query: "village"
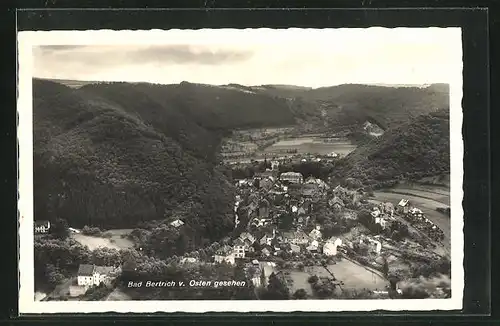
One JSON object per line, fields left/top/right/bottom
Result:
{"left": 34, "top": 157, "right": 450, "bottom": 301}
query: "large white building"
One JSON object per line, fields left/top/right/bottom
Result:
{"left": 233, "top": 239, "right": 246, "bottom": 259}
{"left": 323, "top": 238, "right": 343, "bottom": 256}
{"left": 77, "top": 264, "right": 120, "bottom": 287}
{"left": 280, "top": 172, "right": 304, "bottom": 184}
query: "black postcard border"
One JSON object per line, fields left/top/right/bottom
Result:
{"left": 2, "top": 3, "right": 492, "bottom": 323}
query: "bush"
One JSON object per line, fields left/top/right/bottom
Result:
{"left": 293, "top": 289, "right": 308, "bottom": 299}
{"left": 82, "top": 226, "right": 103, "bottom": 236}
{"left": 308, "top": 275, "right": 319, "bottom": 284}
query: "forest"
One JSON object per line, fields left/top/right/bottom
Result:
{"left": 256, "top": 83, "right": 450, "bottom": 131}
{"left": 332, "top": 109, "right": 450, "bottom": 188}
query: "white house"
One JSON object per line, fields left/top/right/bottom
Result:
{"left": 375, "top": 217, "right": 388, "bottom": 229}
{"left": 323, "top": 238, "right": 343, "bottom": 256}
{"left": 309, "top": 226, "right": 322, "bottom": 241}
{"left": 170, "top": 219, "right": 185, "bottom": 228}
{"left": 214, "top": 246, "right": 236, "bottom": 265}
{"left": 369, "top": 239, "right": 382, "bottom": 254}
{"left": 180, "top": 257, "right": 199, "bottom": 264}
{"left": 233, "top": 239, "right": 246, "bottom": 259}
{"left": 306, "top": 240, "right": 319, "bottom": 252}
{"left": 397, "top": 199, "right": 410, "bottom": 214}
{"left": 290, "top": 243, "right": 301, "bottom": 253}
{"left": 280, "top": 172, "right": 304, "bottom": 184}
{"left": 34, "top": 221, "right": 51, "bottom": 234}
{"left": 77, "top": 264, "right": 120, "bottom": 287}
{"left": 409, "top": 207, "right": 423, "bottom": 215}
{"left": 371, "top": 209, "right": 381, "bottom": 218}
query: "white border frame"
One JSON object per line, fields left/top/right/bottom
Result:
{"left": 18, "top": 28, "right": 464, "bottom": 314}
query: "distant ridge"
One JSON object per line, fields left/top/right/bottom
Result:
{"left": 36, "top": 77, "right": 447, "bottom": 91}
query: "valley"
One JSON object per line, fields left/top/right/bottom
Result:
{"left": 32, "top": 78, "right": 452, "bottom": 301}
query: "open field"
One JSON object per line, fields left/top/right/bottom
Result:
{"left": 285, "top": 270, "right": 315, "bottom": 296}
{"left": 306, "top": 260, "right": 389, "bottom": 291}
{"left": 72, "top": 229, "right": 134, "bottom": 251}
{"left": 262, "top": 137, "right": 356, "bottom": 156}
{"left": 282, "top": 259, "right": 389, "bottom": 297}
{"left": 386, "top": 185, "right": 450, "bottom": 205}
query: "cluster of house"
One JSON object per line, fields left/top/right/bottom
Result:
{"left": 369, "top": 202, "right": 396, "bottom": 229}
{"left": 214, "top": 227, "right": 347, "bottom": 266}
{"left": 403, "top": 205, "right": 445, "bottom": 241}
{"left": 235, "top": 166, "right": 347, "bottom": 230}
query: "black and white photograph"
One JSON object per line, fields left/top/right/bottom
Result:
{"left": 18, "top": 28, "right": 463, "bottom": 313}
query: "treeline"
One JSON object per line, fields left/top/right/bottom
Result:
{"left": 332, "top": 110, "right": 450, "bottom": 189}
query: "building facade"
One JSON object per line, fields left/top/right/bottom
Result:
{"left": 34, "top": 221, "right": 51, "bottom": 234}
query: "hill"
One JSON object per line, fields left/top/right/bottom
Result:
{"left": 332, "top": 109, "right": 450, "bottom": 189}
{"left": 80, "top": 81, "right": 297, "bottom": 131}
{"left": 33, "top": 79, "right": 244, "bottom": 253}
{"left": 254, "top": 83, "right": 450, "bottom": 133}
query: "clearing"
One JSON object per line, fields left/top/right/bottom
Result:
{"left": 284, "top": 259, "right": 388, "bottom": 297}
{"left": 384, "top": 185, "right": 450, "bottom": 205}
{"left": 262, "top": 136, "right": 357, "bottom": 156}
{"left": 306, "top": 260, "right": 388, "bottom": 291}
{"left": 71, "top": 229, "right": 135, "bottom": 251}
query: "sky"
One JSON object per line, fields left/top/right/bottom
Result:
{"left": 31, "top": 28, "right": 462, "bottom": 88}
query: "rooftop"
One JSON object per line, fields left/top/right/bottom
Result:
{"left": 77, "top": 264, "right": 95, "bottom": 276}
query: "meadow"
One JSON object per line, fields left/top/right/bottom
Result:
{"left": 71, "top": 229, "right": 135, "bottom": 251}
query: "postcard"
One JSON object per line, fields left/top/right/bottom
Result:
{"left": 18, "top": 27, "right": 463, "bottom": 313}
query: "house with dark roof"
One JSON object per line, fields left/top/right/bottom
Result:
{"left": 396, "top": 199, "right": 410, "bottom": 214}
{"left": 283, "top": 230, "right": 310, "bottom": 245}
{"left": 328, "top": 197, "right": 345, "bottom": 211}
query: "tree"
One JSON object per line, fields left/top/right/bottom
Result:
{"left": 293, "top": 289, "right": 308, "bottom": 299}
{"left": 382, "top": 257, "right": 389, "bottom": 277}
{"left": 278, "top": 212, "right": 294, "bottom": 231}
{"left": 51, "top": 218, "right": 69, "bottom": 239}
{"left": 262, "top": 272, "right": 289, "bottom": 300}
{"left": 308, "top": 275, "right": 319, "bottom": 284}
